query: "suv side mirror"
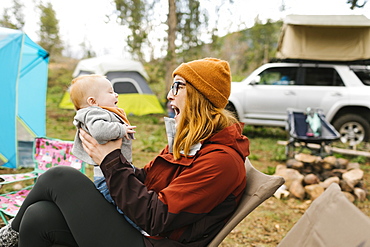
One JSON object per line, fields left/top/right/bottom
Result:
{"left": 250, "top": 75, "right": 261, "bottom": 85}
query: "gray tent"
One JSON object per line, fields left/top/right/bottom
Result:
{"left": 59, "top": 55, "right": 164, "bottom": 116}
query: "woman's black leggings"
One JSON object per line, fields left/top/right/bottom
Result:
{"left": 11, "top": 166, "right": 145, "bottom": 247}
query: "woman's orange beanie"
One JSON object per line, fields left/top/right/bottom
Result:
{"left": 172, "top": 57, "right": 231, "bottom": 108}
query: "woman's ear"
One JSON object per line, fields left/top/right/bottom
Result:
{"left": 87, "top": 97, "right": 97, "bottom": 106}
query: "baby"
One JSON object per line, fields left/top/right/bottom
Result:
{"left": 70, "top": 74, "right": 147, "bottom": 235}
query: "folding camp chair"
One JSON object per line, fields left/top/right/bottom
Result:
{"left": 277, "top": 183, "right": 370, "bottom": 246}
{"left": 208, "top": 158, "right": 285, "bottom": 246}
{"left": 0, "top": 137, "right": 86, "bottom": 224}
{"left": 286, "top": 108, "right": 340, "bottom": 158}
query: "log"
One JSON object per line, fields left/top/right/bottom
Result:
{"left": 277, "top": 140, "right": 370, "bottom": 157}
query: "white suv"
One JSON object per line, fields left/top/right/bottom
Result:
{"left": 227, "top": 61, "right": 370, "bottom": 146}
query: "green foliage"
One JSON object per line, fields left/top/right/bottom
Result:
{"left": 46, "top": 58, "right": 79, "bottom": 140}
{"left": 38, "top": 2, "right": 63, "bottom": 59}
{"left": 266, "top": 166, "right": 276, "bottom": 175}
{"left": 239, "top": 19, "right": 283, "bottom": 73}
{"left": 114, "top": 0, "right": 149, "bottom": 60}
{"left": 347, "top": 0, "right": 368, "bottom": 9}
{"left": 351, "top": 155, "right": 369, "bottom": 164}
{"left": 243, "top": 125, "right": 286, "bottom": 139}
{"left": 113, "top": 0, "right": 208, "bottom": 63}
{"left": 248, "top": 153, "right": 259, "bottom": 161}
{"left": 140, "top": 129, "right": 166, "bottom": 152}
{"left": 143, "top": 59, "right": 168, "bottom": 101}
{"left": 175, "top": 0, "right": 206, "bottom": 61}
{"left": 272, "top": 149, "right": 287, "bottom": 162}
{"left": 194, "top": 20, "right": 283, "bottom": 80}
{"left": 231, "top": 75, "right": 246, "bottom": 82}
{"left": 0, "top": 0, "right": 24, "bottom": 29}
{"left": 108, "top": 1, "right": 283, "bottom": 88}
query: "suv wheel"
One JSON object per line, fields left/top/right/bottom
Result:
{"left": 333, "top": 114, "right": 370, "bottom": 146}
{"left": 226, "top": 102, "right": 239, "bottom": 120}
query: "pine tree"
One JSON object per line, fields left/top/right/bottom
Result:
{"left": 38, "top": 2, "right": 63, "bottom": 59}
{"left": 0, "top": 0, "right": 25, "bottom": 30}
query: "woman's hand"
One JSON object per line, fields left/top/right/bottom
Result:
{"left": 79, "top": 129, "right": 123, "bottom": 165}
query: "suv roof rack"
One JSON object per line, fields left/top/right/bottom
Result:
{"left": 269, "top": 58, "right": 370, "bottom": 66}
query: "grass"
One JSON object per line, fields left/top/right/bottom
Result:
{"left": 1, "top": 60, "right": 370, "bottom": 245}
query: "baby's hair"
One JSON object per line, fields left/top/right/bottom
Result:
{"left": 70, "top": 74, "right": 107, "bottom": 110}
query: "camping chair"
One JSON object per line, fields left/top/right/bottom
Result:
{"left": 277, "top": 183, "right": 370, "bottom": 246}
{"left": 0, "top": 137, "right": 86, "bottom": 224}
{"left": 286, "top": 108, "right": 340, "bottom": 158}
{"left": 208, "top": 158, "right": 285, "bottom": 246}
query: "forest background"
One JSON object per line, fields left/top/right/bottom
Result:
{"left": 1, "top": 1, "right": 370, "bottom": 246}
{"left": 1, "top": 0, "right": 368, "bottom": 95}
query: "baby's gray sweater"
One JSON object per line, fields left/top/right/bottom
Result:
{"left": 72, "top": 106, "right": 132, "bottom": 177}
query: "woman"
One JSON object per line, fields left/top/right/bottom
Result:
{"left": 0, "top": 58, "right": 250, "bottom": 247}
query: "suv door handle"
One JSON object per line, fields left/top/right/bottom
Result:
{"left": 284, "top": 91, "right": 296, "bottom": 95}
{"left": 331, "top": 92, "right": 342, "bottom": 97}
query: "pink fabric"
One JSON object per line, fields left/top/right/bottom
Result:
{"left": 0, "top": 188, "right": 31, "bottom": 217}
{"left": 34, "top": 138, "right": 84, "bottom": 171}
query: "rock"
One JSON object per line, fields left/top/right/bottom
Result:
{"left": 336, "top": 158, "right": 349, "bottom": 169}
{"left": 312, "top": 163, "right": 323, "bottom": 174}
{"left": 286, "top": 159, "right": 296, "bottom": 168}
{"left": 342, "top": 191, "right": 355, "bottom": 203}
{"left": 346, "top": 162, "right": 360, "bottom": 170}
{"left": 273, "top": 156, "right": 366, "bottom": 203}
{"left": 295, "top": 153, "right": 321, "bottom": 163}
{"left": 356, "top": 180, "right": 365, "bottom": 190}
{"left": 274, "top": 166, "right": 304, "bottom": 189}
{"left": 321, "top": 170, "right": 335, "bottom": 180}
{"left": 323, "top": 156, "right": 336, "bottom": 166}
{"left": 302, "top": 166, "right": 314, "bottom": 174}
{"left": 274, "top": 184, "right": 290, "bottom": 199}
{"left": 331, "top": 169, "right": 346, "bottom": 179}
{"left": 305, "top": 184, "right": 324, "bottom": 200}
{"left": 342, "top": 169, "right": 364, "bottom": 189}
{"left": 354, "top": 187, "right": 367, "bottom": 202}
{"left": 322, "top": 162, "right": 333, "bottom": 170}
{"left": 290, "top": 180, "right": 305, "bottom": 200}
{"left": 286, "top": 159, "right": 304, "bottom": 170}
{"left": 320, "top": 176, "right": 340, "bottom": 189}
{"left": 275, "top": 164, "right": 287, "bottom": 174}
{"left": 304, "top": 174, "right": 320, "bottom": 185}
{"left": 339, "top": 179, "right": 354, "bottom": 193}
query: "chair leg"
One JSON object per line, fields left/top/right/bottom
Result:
{"left": 0, "top": 213, "right": 8, "bottom": 225}
{"left": 285, "top": 139, "right": 296, "bottom": 159}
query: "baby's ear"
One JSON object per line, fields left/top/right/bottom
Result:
{"left": 87, "top": 97, "right": 97, "bottom": 106}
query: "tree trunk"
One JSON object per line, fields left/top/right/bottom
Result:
{"left": 165, "top": 0, "right": 177, "bottom": 92}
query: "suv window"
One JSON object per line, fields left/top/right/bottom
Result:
{"left": 353, "top": 70, "right": 370, "bottom": 86}
{"left": 303, "top": 68, "right": 344, "bottom": 86}
{"left": 258, "top": 67, "right": 297, "bottom": 85}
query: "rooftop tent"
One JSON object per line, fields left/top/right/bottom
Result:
{"left": 276, "top": 15, "right": 370, "bottom": 61}
{"left": 59, "top": 55, "right": 165, "bottom": 116}
{"left": 0, "top": 27, "right": 49, "bottom": 168}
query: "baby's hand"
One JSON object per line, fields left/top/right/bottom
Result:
{"left": 124, "top": 125, "right": 136, "bottom": 139}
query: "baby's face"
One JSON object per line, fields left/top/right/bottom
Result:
{"left": 94, "top": 78, "right": 118, "bottom": 107}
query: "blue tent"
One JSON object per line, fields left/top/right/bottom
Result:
{"left": 0, "top": 27, "right": 49, "bottom": 168}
